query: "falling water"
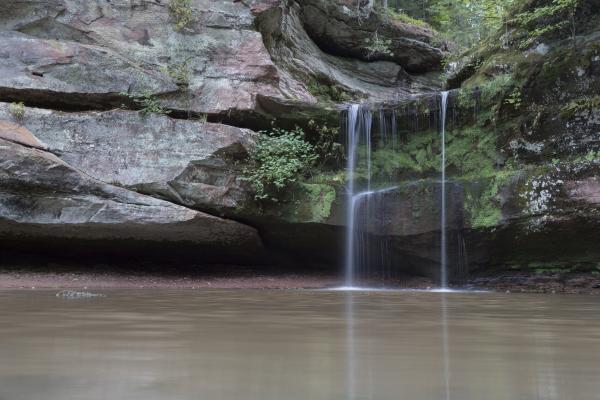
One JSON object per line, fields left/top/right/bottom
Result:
{"left": 344, "top": 105, "right": 360, "bottom": 287}
{"left": 344, "top": 105, "right": 398, "bottom": 288}
{"left": 439, "top": 91, "right": 449, "bottom": 289}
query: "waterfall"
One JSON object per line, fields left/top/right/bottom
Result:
{"left": 344, "top": 105, "right": 397, "bottom": 288}
{"left": 439, "top": 91, "right": 449, "bottom": 289}
{"left": 344, "top": 93, "right": 450, "bottom": 288}
{"left": 344, "top": 105, "right": 360, "bottom": 287}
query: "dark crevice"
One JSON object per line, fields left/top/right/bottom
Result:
{"left": 0, "top": 90, "right": 275, "bottom": 132}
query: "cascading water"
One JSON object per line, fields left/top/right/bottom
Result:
{"left": 344, "top": 105, "right": 398, "bottom": 288}
{"left": 344, "top": 92, "right": 452, "bottom": 289}
{"left": 439, "top": 91, "right": 449, "bottom": 290}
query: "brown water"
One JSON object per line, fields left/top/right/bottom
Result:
{"left": 1, "top": 289, "right": 600, "bottom": 400}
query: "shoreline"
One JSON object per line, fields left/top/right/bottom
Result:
{"left": 1, "top": 266, "right": 599, "bottom": 294}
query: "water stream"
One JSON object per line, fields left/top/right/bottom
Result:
{"left": 439, "top": 91, "right": 449, "bottom": 289}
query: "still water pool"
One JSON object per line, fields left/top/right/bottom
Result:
{"left": 1, "top": 289, "right": 599, "bottom": 400}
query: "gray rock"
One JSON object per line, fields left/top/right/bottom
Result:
{"left": 0, "top": 137, "right": 263, "bottom": 259}
{"left": 0, "top": 0, "right": 447, "bottom": 118}
{"left": 0, "top": 31, "right": 177, "bottom": 109}
{"left": 0, "top": 103, "right": 256, "bottom": 214}
{"left": 297, "top": 0, "right": 446, "bottom": 72}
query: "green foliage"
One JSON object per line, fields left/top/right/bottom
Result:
{"left": 514, "top": 0, "right": 579, "bottom": 48}
{"left": 367, "top": 123, "right": 499, "bottom": 181}
{"left": 9, "top": 101, "right": 25, "bottom": 119}
{"left": 504, "top": 88, "right": 523, "bottom": 109}
{"left": 446, "top": 126, "right": 499, "bottom": 177}
{"left": 295, "top": 183, "right": 337, "bottom": 222}
{"left": 364, "top": 31, "right": 393, "bottom": 59}
{"left": 386, "top": 0, "right": 516, "bottom": 48}
{"left": 307, "top": 119, "right": 343, "bottom": 168}
{"left": 380, "top": 7, "right": 431, "bottom": 28}
{"left": 480, "top": 74, "right": 513, "bottom": 105}
{"left": 583, "top": 150, "right": 599, "bottom": 162}
{"left": 160, "top": 60, "right": 191, "bottom": 86}
{"left": 560, "top": 96, "right": 600, "bottom": 118}
{"left": 120, "top": 91, "right": 171, "bottom": 117}
{"left": 242, "top": 127, "right": 318, "bottom": 202}
{"left": 307, "top": 80, "right": 350, "bottom": 103}
{"left": 169, "top": 0, "right": 195, "bottom": 32}
{"left": 463, "top": 171, "right": 516, "bottom": 229}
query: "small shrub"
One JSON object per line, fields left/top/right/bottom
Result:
{"left": 9, "top": 102, "right": 25, "bottom": 119}
{"left": 160, "top": 61, "right": 191, "bottom": 86}
{"left": 380, "top": 8, "right": 430, "bottom": 28}
{"left": 364, "top": 31, "right": 393, "bottom": 59}
{"left": 560, "top": 96, "right": 600, "bottom": 119}
{"left": 308, "top": 119, "right": 343, "bottom": 168}
{"left": 242, "top": 127, "right": 317, "bottom": 202}
{"left": 307, "top": 80, "right": 350, "bottom": 103}
{"left": 514, "top": 0, "right": 579, "bottom": 48}
{"left": 120, "top": 91, "right": 170, "bottom": 117}
{"left": 504, "top": 88, "right": 523, "bottom": 109}
{"left": 169, "top": 0, "right": 195, "bottom": 32}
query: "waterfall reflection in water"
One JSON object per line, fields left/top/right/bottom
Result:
{"left": 1, "top": 290, "right": 600, "bottom": 400}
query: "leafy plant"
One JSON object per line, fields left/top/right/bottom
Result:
{"left": 504, "top": 88, "right": 523, "bottom": 109}
{"left": 9, "top": 102, "right": 25, "bottom": 119}
{"left": 307, "top": 119, "right": 343, "bottom": 168}
{"left": 169, "top": 0, "right": 195, "bottom": 32}
{"left": 307, "top": 80, "right": 350, "bottom": 103}
{"left": 514, "top": 0, "right": 579, "bottom": 48}
{"left": 379, "top": 7, "right": 431, "bottom": 28}
{"left": 160, "top": 60, "right": 192, "bottom": 86}
{"left": 120, "top": 91, "right": 170, "bottom": 117}
{"left": 242, "top": 127, "right": 317, "bottom": 202}
{"left": 560, "top": 96, "right": 600, "bottom": 118}
{"left": 364, "top": 31, "right": 393, "bottom": 59}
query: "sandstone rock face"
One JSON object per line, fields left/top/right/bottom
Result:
{"left": 0, "top": 103, "right": 255, "bottom": 214}
{"left": 254, "top": 0, "right": 444, "bottom": 103}
{"left": 298, "top": 0, "right": 446, "bottom": 72}
{"left": 0, "top": 137, "right": 263, "bottom": 260}
{"left": 0, "top": 0, "right": 447, "bottom": 120}
{"left": 0, "top": 31, "right": 176, "bottom": 110}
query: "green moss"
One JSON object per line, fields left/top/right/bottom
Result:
{"left": 279, "top": 183, "right": 336, "bottom": 223}
{"left": 9, "top": 102, "right": 25, "bottom": 119}
{"left": 463, "top": 170, "right": 516, "bottom": 229}
{"left": 302, "top": 183, "right": 336, "bottom": 222}
{"left": 169, "top": 0, "right": 195, "bottom": 32}
{"left": 381, "top": 8, "right": 431, "bottom": 28}
{"left": 560, "top": 95, "right": 600, "bottom": 118}
{"left": 307, "top": 79, "right": 350, "bottom": 104}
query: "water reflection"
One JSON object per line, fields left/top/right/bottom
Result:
{"left": 441, "top": 293, "right": 450, "bottom": 400}
{"left": 1, "top": 290, "right": 600, "bottom": 400}
{"left": 345, "top": 291, "right": 356, "bottom": 400}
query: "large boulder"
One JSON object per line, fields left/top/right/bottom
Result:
{"left": 0, "top": 103, "right": 256, "bottom": 215}
{"left": 297, "top": 0, "right": 446, "bottom": 72}
{"left": 254, "top": 0, "right": 445, "bottom": 104}
{"left": 0, "top": 137, "right": 264, "bottom": 261}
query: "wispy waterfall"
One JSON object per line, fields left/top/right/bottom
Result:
{"left": 344, "top": 105, "right": 398, "bottom": 288}
{"left": 344, "top": 93, "right": 453, "bottom": 288}
{"left": 439, "top": 91, "right": 449, "bottom": 289}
